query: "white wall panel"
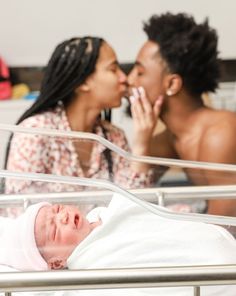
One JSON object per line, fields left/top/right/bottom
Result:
{"left": 1, "top": 0, "right": 236, "bottom": 65}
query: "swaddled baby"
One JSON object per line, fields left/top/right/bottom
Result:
{"left": 0, "top": 194, "right": 235, "bottom": 275}
{"left": 0, "top": 202, "right": 103, "bottom": 271}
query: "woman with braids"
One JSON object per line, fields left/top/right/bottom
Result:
{"left": 5, "top": 37, "right": 155, "bottom": 195}
{"left": 127, "top": 13, "right": 236, "bottom": 216}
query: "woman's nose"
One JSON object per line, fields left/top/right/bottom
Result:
{"left": 119, "top": 69, "right": 127, "bottom": 83}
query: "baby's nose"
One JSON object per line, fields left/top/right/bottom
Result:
{"left": 58, "top": 210, "right": 69, "bottom": 224}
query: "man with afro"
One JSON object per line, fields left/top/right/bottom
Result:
{"left": 128, "top": 12, "right": 236, "bottom": 217}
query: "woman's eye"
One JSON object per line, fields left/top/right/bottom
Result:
{"left": 110, "top": 67, "right": 117, "bottom": 72}
{"left": 109, "top": 64, "right": 119, "bottom": 72}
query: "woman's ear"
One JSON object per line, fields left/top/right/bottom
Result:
{"left": 47, "top": 257, "right": 67, "bottom": 270}
{"left": 75, "top": 82, "right": 90, "bottom": 95}
{"left": 165, "top": 74, "right": 183, "bottom": 96}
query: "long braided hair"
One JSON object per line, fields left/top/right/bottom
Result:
{"left": 18, "top": 37, "right": 103, "bottom": 121}
{"left": 5, "top": 37, "right": 113, "bottom": 177}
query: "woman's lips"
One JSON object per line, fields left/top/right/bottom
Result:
{"left": 120, "top": 87, "right": 129, "bottom": 98}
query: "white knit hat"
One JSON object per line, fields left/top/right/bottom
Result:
{"left": 0, "top": 202, "right": 50, "bottom": 271}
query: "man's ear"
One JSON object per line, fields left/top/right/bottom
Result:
{"left": 164, "top": 74, "right": 183, "bottom": 96}
{"left": 47, "top": 257, "right": 67, "bottom": 270}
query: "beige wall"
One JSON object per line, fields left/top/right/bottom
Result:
{"left": 1, "top": 0, "right": 236, "bottom": 66}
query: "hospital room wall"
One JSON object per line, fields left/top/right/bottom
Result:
{"left": 1, "top": 0, "right": 236, "bottom": 66}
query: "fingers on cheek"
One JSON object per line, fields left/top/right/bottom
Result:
{"left": 132, "top": 87, "right": 140, "bottom": 99}
{"left": 129, "top": 95, "right": 136, "bottom": 104}
{"left": 135, "top": 105, "right": 143, "bottom": 118}
{"left": 138, "top": 86, "right": 148, "bottom": 101}
{"left": 130, "top": 95, "right": 146, "bottom": 119}
{"left": 136, "top": 99, "right": 146, "bottom": 115}
{"left": 133, "top": 105, "right": 144, "bottom": 123}
{"left": 131, "top": 104, "right": 138, "bottom": 119}
{"left": 131, "top": 99, "right": 138, "bottom": 112}
{"left": 138, "top": 87, "right": 151, "bottom": 111}
{"left": 130, "top": 96, "right": 142, "bottom": 112}
{"left": 130, "top": 96, "right": 137, "bottom": 117}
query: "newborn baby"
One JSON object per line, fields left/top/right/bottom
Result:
{"left": 0, "top": 202, "right": 102, "bottom": 271}
{"left": 35, "top": 204, "right": 102, "bottom": 269}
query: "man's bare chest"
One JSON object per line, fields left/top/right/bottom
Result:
{"left": 173, "top": 137, "right": 207, "bottom": 185}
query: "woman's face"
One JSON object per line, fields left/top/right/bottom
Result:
{"left": 85, "top": 42, "right": 127, "bottom": 109}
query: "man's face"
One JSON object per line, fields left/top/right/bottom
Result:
{"left": 128, "top": 41, "right": 169, "bottom": 105}
{"left": 35, "top": 204, "right": 93, "bottom": 265}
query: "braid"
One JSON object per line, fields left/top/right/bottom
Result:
{"left": 4, "top": 36, "right": 104, "bottom": 168}
{"left": 100, "top": 124, "right": 113, "bottom": 180}
{"left": 16, "top": 37, "right": 103, "bottom": 124}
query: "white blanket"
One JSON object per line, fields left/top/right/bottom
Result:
{"left": 0, "top": 194, "right": 235, "bottom": 296}
{"left": 67, "top": 193, "right": 236, "bottom": 295}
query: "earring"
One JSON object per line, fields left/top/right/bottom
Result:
{"left": 166, "top": 89, "right": 172, "bottom": 96}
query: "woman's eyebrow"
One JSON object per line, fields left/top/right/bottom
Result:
{"left": 107, "top": 60, "right": 119, "bottom": 67}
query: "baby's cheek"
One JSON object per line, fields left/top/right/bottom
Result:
{"left": 62, "top": 231, "right": 77, "bottom": 245}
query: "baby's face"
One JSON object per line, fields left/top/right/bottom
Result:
{"left": 35, "top": 204, "right": 93, "bottom": 264}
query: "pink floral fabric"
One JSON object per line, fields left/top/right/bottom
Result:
{"left": 6, "top": 105, "right": 155, "bottom": 193}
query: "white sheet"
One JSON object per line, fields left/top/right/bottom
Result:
{"left": 67, "top": 193, "right": 236, "bottom": 295}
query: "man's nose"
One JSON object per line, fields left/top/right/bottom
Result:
{"left": 127, "top": 70, "right": 135, "bottom": 87}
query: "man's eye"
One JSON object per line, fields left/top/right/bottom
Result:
{"left": 132, "top": 67, "right": 144, "bottom": 77}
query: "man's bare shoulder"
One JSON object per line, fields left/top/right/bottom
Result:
{"left": 201, "top": 109, "right": 236, "bottom": 139}
{"left": 197, "top": 108, "right": 236, "bottom": 126}
{"left": 199, "top": 109, "right": 236, "bottom": 163}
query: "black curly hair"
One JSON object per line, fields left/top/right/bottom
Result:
{"left": 143, "top": 13, "right": 221, "bottom": 96}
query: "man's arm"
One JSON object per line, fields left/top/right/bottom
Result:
{"left": 199, "top": 125, "right": 236, "bottom": 216}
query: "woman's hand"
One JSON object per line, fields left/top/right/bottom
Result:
{"left": 130, "top": 86, "right": 163, "bottom": 156}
